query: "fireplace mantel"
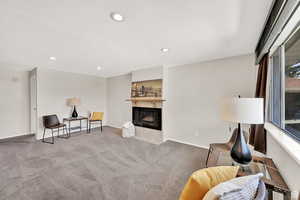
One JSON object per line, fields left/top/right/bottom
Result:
{"left": 126, "top": 97, "right": 166, "bottom": 103}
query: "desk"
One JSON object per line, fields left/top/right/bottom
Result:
{"left": 63, "top": 116, "right": 89, "bottom": 135}
{"left": 212, "top": 152, "right": 291, "bottom": 200}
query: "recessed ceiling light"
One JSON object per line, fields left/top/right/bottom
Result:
{"left": 110, "top": 12, "right": 124, "bottom": 22}
{"left": 161, "top": 48, "right": 169, "bottom": 53}
{"left": 49, "top": 56, "right": 56, "bottom": 61}
{"left": 97, "top": 66, "right": 102, "bottom": 71}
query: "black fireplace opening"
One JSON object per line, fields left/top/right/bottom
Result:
{"left": 132, "top": 107, "right": 162, "bottom": 130}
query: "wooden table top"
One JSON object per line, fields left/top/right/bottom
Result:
{"left": 63, "top": 116, "right": 88, "bottom": 121}
{"left": 214, "top": 153, "right": 290, "bottom": 194}
{"left": 252, "top": 156, "right": 289, "bottom": 193}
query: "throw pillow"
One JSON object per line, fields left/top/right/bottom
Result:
{"left": 179, "top": 166, "right": 240, "bottom": 200}
{"left": 203, "top": 173, "right": 263, "bottom": 200}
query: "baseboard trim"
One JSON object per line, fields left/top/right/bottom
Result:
{"left": 102, "top": 126, "right": 209, "bottom": 149}
{"left": 108, "top": 126, "right": 123, "bottom": 130}
{"left": 0, "top": 133, "right": 34, "bottom": 142}
{"left": 37, "top": 125, "right": 105, "bottom": 140}
{"left": 106, "top": 124, "right": 122, "bottom": 129}
{"left": 166, "top": 138, "right": 209, "bottom": 150}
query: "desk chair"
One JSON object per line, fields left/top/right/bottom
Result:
{"left": 88, "top": 112, "right": 104, "bottom": 133}
{"left": 42, "top": 115, "right": 68, "bottom": 144}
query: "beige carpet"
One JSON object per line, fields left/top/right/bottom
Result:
{"left": 0, "top": 126, "right": 207, "bottom": 200}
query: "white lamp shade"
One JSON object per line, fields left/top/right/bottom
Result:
{"left": 67, "top": 97, "right": 80, "bottom": 106}
{"left": 220, "top": 97, "right": 264, "bottom": 124}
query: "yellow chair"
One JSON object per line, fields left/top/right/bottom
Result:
{"left": 88, "top": 112, "right": 104, "bottom": 132}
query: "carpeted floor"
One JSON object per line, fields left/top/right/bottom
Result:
{"left": 0, "top": 126, "right": 207, "bottom": 200}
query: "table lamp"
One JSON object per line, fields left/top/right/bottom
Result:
{"left": 220, "top": 97, "right": 264, "bottom": 165}
{"left": 67, "top": 97, "right": 80, "bottom": 118}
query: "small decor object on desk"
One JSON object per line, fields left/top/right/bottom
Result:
{"left": 220, "top": 96, "right": 264, "bottom": 165}
{"left": 67, "top": 97, "right": 80, "bottom": 118}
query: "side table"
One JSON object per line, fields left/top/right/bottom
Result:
{"left": 63, "top": 116, "right": 89, "bottom": 136}
{"left": 212, "top": 151, "right": 291, "bottom": 200}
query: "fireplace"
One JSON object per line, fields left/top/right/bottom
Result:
{"left": 132, "top": 107, "right": 162, "bottom": 130}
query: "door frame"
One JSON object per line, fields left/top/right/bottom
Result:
{"left": 30, "top": 68, "right": 37, "bottom": 136}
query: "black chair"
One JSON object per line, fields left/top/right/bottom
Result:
{"left": 42, "top": 115, "right": 69, "bottom": 144}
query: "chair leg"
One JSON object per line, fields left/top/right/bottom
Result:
{"left": 101, "top": 120, "right": 102, "bottom": 132}
{"left": 57, "top": 127, "right": 60, "bottom": 138}
{"left": 51, "top": 129, "right": 54, "bottom": 144}
{"left": 86, "top": 119, "right": 89, "bottom": 133}
{"left": 205, "top": 146, "right": 212, "bottom": 167}
{"left": 42, "top": 128, "right": 46, "bottom": 142}
{"left": 42, "top": 129, "right": 54, "bottom": 144}
{"left": 42, "top": 128, "right": 54, "bottom": 144}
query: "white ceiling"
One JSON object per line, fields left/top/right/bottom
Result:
{"left": 0, "top": 0, "right": 273, "bottom": 77}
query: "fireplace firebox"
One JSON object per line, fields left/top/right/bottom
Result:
{"left": 132, "top": 107, "right": 162, "bottom": 130}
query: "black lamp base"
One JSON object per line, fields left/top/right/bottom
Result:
{"left": 230, "top": 123, "right": 252, "bottom": 165}
{"left": 72, "top": 106, "right": 78, "bottom": 118}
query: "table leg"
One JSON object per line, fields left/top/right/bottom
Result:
{"left": 284, "top": 192, "right": 291, "bottom": 200}
{"left": 69, "top": 121, "right": 71, "bottom": 136}
{"left": 66, "top": 125, "right": 70, "bottom": 138}
{"left": 80, "top": 120, "right": 82, "bottom": 132}
{"left": 268, "top": 189, "right": 273, "bottom": 200}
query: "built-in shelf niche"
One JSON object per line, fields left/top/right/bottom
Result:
{"left": 127, "top": 79, "right": 165, "bottom": 106}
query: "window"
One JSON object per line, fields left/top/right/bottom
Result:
{"left": 269, "top": 26, "right": 300, "bottom": 141}
{"left": 270, "top": 47, "right": 282, "bottom": 127}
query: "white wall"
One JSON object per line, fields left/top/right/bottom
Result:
{"left": 164, "top": 54, "right": 257, "bottom": 148}
{"left": 36, "top": 69, "right": 107, "bottom": 139}
{"left": 162, "top": 66, "right": 169, "bottom": 141}
{"left": 106, "top": 73, "right": 132, "bottom": 128}
{"left": 267, "top": 133, "right": 300, "bottom": 199}
{"left": 0, "top": 68, "right": 30, "bottom": 139}
{"left": 132, "top": 66, "right": 163, "bottom": 82}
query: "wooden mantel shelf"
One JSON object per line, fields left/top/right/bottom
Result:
{"left": 126, "top": 97, "right": 166, "bottom": 102}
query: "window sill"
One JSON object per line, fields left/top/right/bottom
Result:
{"left": 265, "top": 122, "right": 300, "bottom": 166}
